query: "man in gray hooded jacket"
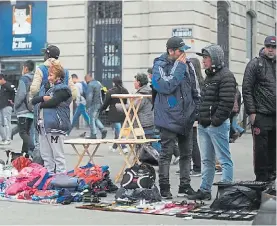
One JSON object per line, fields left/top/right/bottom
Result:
{"left": 188, "top": 45, "right": 236, "bottom": 200}
{"left": 14, "top": 60, "right": 35, "bottom": 155}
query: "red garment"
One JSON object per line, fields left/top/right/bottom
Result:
{"left": 17, "top": 188, "right": 37, "bottom": 200}
{"left": 12, "top": 157, "right": 32, "bottom": 172}
{"left": 69, "top": 165, "right": 103, "bottom": 184}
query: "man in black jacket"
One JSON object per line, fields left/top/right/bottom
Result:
{"left": 0, "top": 74, "right": 17, "bottom": 145}
{"left": 188, "top": 44, "right": 236, "bottom": 200}
{"left": 242, "top": 36, "right": 276, "bottom": 182}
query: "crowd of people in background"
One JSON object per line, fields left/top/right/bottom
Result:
{"left": 0, "top": 35, "right": 275, "bottom": 200}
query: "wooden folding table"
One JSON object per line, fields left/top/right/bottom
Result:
{"left": 64, "top": 138, "right": 158, "bottom": 182}
{"left": 111, "top": 94, "right": 152, "bottom": 139}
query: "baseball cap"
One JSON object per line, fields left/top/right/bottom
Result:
{"left": 264, "top": 36, "right": 276, "bottom": 46}
{"left": 166, "top": 36, "right": 191, "bottom": 51}
{"left": 42, "top": 45, "right": 60, "bottom": 59}
{"left": 196, "top": 49, "right": 210, "bottom": 57}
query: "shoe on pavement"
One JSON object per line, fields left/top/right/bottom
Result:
{"left": 109, "top": 146, "right": 117, "bottom": 152}
{"left": 160, "top": 184, "right": 173, "bottom": 199}
{"left": 101, "top": 130, "right": 108, "bottom": 139}
{"left": 86, "top": 134, "right": 97, "bottom": 139}
{"left": 0, "top": 140, "right": 11, "bottom": 145}
{"left": 177, "top": 185, "right": 196, "bottom": 197}
{"left": 175, "top": 170, "right": 180, "bottom": 175}
{"left": 173, "top": 156, "right": 180, "bottom": 165}
{"left": 187, "top": 189, "right": 211, "bottom": 201}
{"left": 122, "top": 148, "right": 129, "bottom": 154}
{"left": 190, "top": 170, "right": 201, "bottom": 177}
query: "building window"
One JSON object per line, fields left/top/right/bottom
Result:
{"left": 217, "top": 1, "right": 229, "bottom": 68}
{"left": 246, "top": 12, "right": 254, "bottom": 59}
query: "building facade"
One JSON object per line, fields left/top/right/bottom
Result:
{"left": 0, "top": 0, "right": 276, "bottom": 93}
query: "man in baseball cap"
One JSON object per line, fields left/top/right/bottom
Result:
{"left": 42, "top": 45, "right": 60, "bottom": 61}
{"left": 151, "top": 36, "right": 200, "bottom": 199}
{"left": 242, "top": 35, "right": 276, "bottom": 182}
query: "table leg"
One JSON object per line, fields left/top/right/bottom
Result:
{"left": 75, "top": 144, "right": 90, "bottom": 169}
{"left": 119, "top": 98, "right": 135, "bottom": 139}
{"left": 85, "top": 143, "right": 101, "bottom": 164}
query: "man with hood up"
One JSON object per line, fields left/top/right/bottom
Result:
{"left": 152, "top": 36, "right": 201, "bottom": 199}
{"left": 242, "top": 36, "right": 276, "bottom": 182}
{"left": 188, "top": 44, "right": 236, "bottom": 200}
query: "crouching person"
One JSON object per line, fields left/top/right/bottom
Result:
{"left": 32, "top": 60, "right": 71, "bottom": 174}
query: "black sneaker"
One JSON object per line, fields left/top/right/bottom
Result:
{"left": 187, "top": 189, "right": 211, "bottom": 200}
{"left": 175, "top": 170, "right": 180, "bottom": 175}
{"left": 160, "top": 184, "right": 173, "bottom": 199}
{"left": 177, "top": 185, "right": 195, "bottom": 197}
{"left": 101, "top": 130, "right": 108, "bottom": 139}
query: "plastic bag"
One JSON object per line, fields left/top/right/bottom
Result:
{"left": 210, "top": 185, "right": 260, "bottom": 210}
{"left": 137, "top": 144, "right": 159, "bottom": 166}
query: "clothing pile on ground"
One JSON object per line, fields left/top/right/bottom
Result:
{"left": 0, "top": 157, "right": 117, "bottom": 205}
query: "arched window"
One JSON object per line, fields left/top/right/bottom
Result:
{"left": 217, "top": 1, "right": 230, "bottom": 68}
{"left": 246, "top": 12, "right": 255, "bottom": 60}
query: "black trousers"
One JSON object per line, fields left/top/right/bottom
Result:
{"left": 159, "top": 127, "right": 193, "bottom": 187}
{"left": 18, "top": 117, "right": 34, "bottom": 154}
{"left": 252, "top": 114, "right": 276, "bottom": 182}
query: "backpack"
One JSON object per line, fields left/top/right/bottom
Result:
{"left": 81, "top": 81, "right": 88, "bottom": 99}
{"left": 120, "top": 163, "right": 156, "bottom": 189}
{"left": 21, "top": 76, "right": 33, "bottom": 112}
{"left": 137, "top": 144, "right": 160, "bottom": 166}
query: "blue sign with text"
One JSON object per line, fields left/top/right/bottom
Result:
{"left": 0, "top": 1, "right": 47, "bottom": 57}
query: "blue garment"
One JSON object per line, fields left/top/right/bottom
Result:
{"left": 36, "top": 84, "right": 72, "bottom": 134}
{"left": 81, "top": 81, "right": 88, "bottom": 98}
{"left": 68, "top": 103, "right": 90, "bottom": 135}
{"left": 198, "top": 119, "right": 233, "bottom": 192}
{"left": 39, "top": 65, "right": 69, "bottom": 87}
{"left": 231, "top": 115, "right": 244, "bottom": 134}
{"left": 88, "top": 104, "right": 104, "bottom": 136}
{"left": 152, "top": 53, "right": 200, "bottom": 135}
{"left": 86, "top": 80, "right": 103, "bottom": 108}
{"left": 112, "top": 122, "right": 127, "bottom": 149}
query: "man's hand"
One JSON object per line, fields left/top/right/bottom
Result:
{"left": 43, "top": 96, "right": 51, "bottom": 102}
{"left": 249, "top": 114, "right": 256, "bottom": 125}
{"left": 176, "top": 53, "right": 187, "bottom": 64}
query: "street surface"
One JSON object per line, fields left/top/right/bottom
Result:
{"left": 0, "top": 126, "right": 254, "bottom": 225}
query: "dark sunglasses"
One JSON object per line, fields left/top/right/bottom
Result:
{"left": 265, "top": 45, "right": 276, "bottom": 49}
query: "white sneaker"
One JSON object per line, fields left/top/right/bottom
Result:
{"left": 122, "top": 148, "right": 129, "bottom": 154}
{"left": 0, "top": 140, "right": 11, "bottom": 145}
{"left": 173, "top": 156, "right": 180, "bottom": 165}
{"left": 109, "top": 146, "right": 117, "bottom": 152}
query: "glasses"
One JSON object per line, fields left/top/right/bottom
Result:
{"left": 265, "top": 45, "right": 276, "bottom": 49}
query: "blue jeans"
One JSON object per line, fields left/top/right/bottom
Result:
{"left": 69, "top": 104, "right": 90, "bottom": 134}
{"left": 112, "top": 122, "right": 126, "bottom": 149}
{"left": 198, "top": 119, "right": 233, "bottom": 192}
{"left": 88, "top": 106, "right": 104, "bottom": 136}
{"left": 232, "top": 115, "right": 244, "bottom": 134}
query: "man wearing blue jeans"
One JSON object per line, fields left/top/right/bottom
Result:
{"left": 68, "top": 74, "right": 90, "bottom": 135}
{"left": 188, "top": 45, "right": 236, "bottom": 200}
{"left": 85, "top": 74, "right": 107, "bottom": 139}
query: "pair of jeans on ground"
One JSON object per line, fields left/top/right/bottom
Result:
{"left": 198, "top": 119, "right": 233, "bottom": 192}
{"left": 159, "top": 128, "right": 193, "bottom": 187}
{"left": 0, "top": 106, "right": 12, "bottom": 141}
{"left": 69, "top": 103, "right": 90, "bottom": 135}
{"left": 88, "top": 104, "right": 105, "bottom": 137}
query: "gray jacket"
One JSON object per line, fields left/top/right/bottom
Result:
{"left": 116, "top": 85, "right": 154, "bottom": 128}
{"left": 86, "top": 80, "right": 102, "bottom": 109}
{"left": 14, "top": 73, "right": 34, "bottom": 115}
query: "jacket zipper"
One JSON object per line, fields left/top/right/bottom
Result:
{"left": 209, "top": 106, "right": 212, "bottom": 121}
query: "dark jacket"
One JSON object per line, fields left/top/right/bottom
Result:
{"left": 14, "top": 73, "right": 34, "bottom": 115}
{"left": 242, "top": 48, "right": 276, "bottom": 115}
{"left": 100, "top": 85, "right": 129, "bottom": 123}
{"left": 0, "top": 81, "right": 16, "bottom": 110}
{"left": 199, "top": 45, "right": 236, "bottom": 127}
{"left": 32, "top": 82, "right": 72, "bottom": 135}
{"left": 152, "top": 53, "right": 200, "bottom": 135}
